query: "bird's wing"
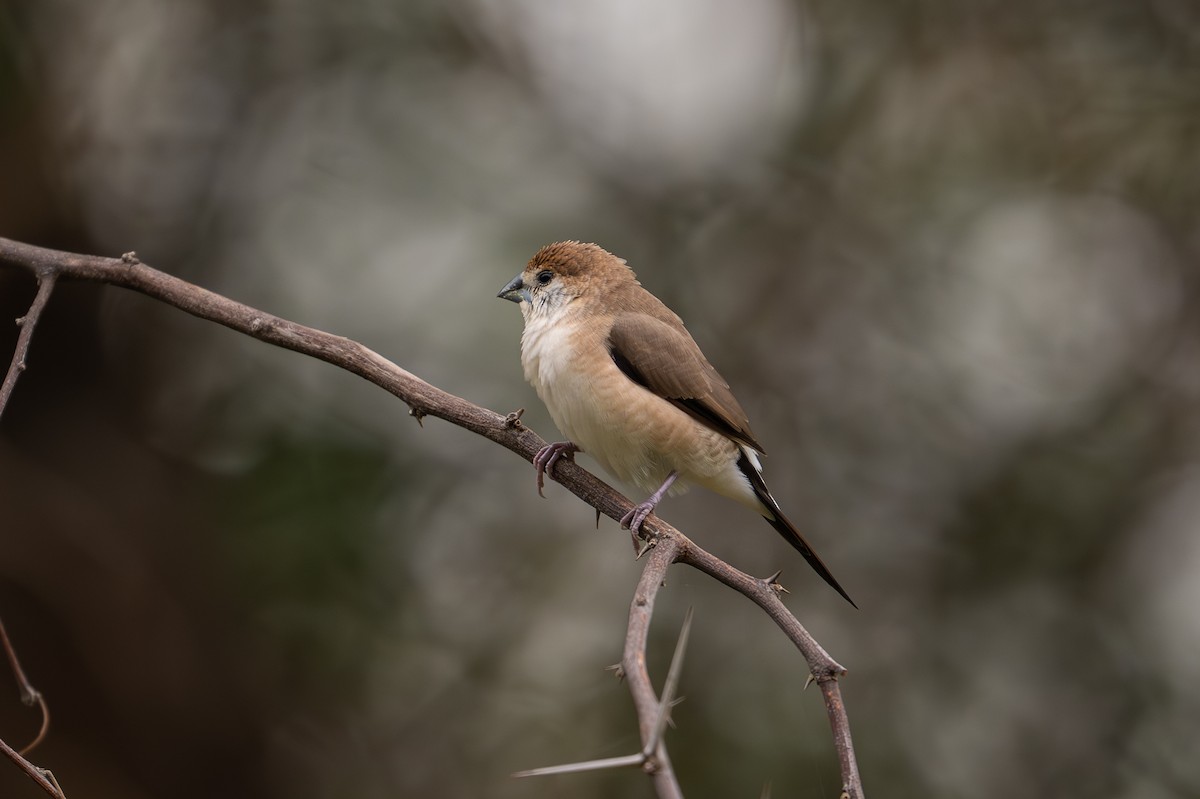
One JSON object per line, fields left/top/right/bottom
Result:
{"left": 607, "top": 312, "right": 764, "bottom": 452}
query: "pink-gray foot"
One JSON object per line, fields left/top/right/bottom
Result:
{"left": 534, "top": 441, "right": 579, "bottom": 497}
{"left": 620, "top": 471, "right": 680, "bottom": 544}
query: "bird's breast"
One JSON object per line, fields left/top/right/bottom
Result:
{"left": 519, "top": 314, "right": 757, "bottom": 509}
{"left": 519, "top": 314, "right": 580, "bottom": 404}
{"left": 521, "top": 316, "right": 604, "bottom": 445}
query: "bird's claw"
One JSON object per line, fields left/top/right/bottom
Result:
{"left": 622, "top": 501, "right": 659, "bottom": 556}
{"left": 533, "top": 441, "right": 578, "bottom": 497}
{"left": 620, "top": 501, "right": 656, "bottom": 533}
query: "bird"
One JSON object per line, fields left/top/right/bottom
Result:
{"left": 497, "top": 241, "right": 855, "bottom": 607}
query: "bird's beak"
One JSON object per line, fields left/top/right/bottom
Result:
{"left": 497, "top": 274, "right": 531, "bottom": 304}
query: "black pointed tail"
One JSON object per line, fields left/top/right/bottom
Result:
{"left": 738, "top": 453, "right": 857, "bottom": 608}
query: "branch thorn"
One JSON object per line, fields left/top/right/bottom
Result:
{"left": 763, "top": 569, "right": 790, "bottom": 595}
{"left": 502, "top": 407, "right": 525, "bottom": 428}
{"left": 642, "top": 606, "right": 693, "bottom": 758}
{"left": 409, "top": 406, "right": 426, "bottom": 427}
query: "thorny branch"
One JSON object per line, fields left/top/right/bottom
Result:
{"left": 513, "top": 544, "right": 693, "bottom": 796}
{"left": 620, "top": 540, "right": 684, "bottom": 797}
{"left": 0, "top": 237, "right": 863, "bottom": 799}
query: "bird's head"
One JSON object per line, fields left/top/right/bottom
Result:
{"left": 497, "top": 241, "right": 636, "bottom": 321}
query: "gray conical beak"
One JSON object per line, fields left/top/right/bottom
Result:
{"left": 497, "top": 274, "right": 530, "bottom": 304}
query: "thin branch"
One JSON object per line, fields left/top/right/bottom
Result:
{"left": 1, "top": 616, "right": 41, "bottom": 710}
{"left": 621, "top": 539, "right": 683, "bottom": 797}
{"left": 0, "top": 736, "right": 65, "bottom": 798}
{"left": 817, "top": 675, "right": 861, "bottom": 799}
{"left": 0, "top": 237, "right": 862, "bottom": 799}
{"left": 677, "top": 543, "right": 863, "bottom": 799}
{"left": 0, "top": 619, "right": 62, "bottom": 797}
{"left": 0, "top": 616, "right": 51, "bottom": 755}
{"left": 644, "top": 605, "right": 692, "bottom": 760}
{"left": 0, "top": 240, "right": 543, "bottom": 463}
{"left": 0, "top": 270, "right": 57, "bottom": 419}
{"left": 679, "top": 545, "right": 846, "bottom": 679}
{"left": 514, "top": 546, "right": 688, "bottom": 795}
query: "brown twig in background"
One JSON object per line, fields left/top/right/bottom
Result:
{"left": 0, "top": 736, "right": 65, "bottom": 799}
{"left": 0, "top": 269, "right": 56, "bottom": 418}
{"left": 0, "top": 618, "right": 63, "bottom": 798}
{"left": 0, "top": 237, "right": 863, "bottom": 799}
{"left": 0, "top": 617, "right": 50, "bottom": 755}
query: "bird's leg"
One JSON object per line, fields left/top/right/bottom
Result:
{"left": 533, "top": 441, "right": 579, "bottom": 497}
{"left": 621, "top": 471, "right": 679, "bottom": 545}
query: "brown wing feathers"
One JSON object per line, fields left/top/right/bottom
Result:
{"left": 606, "top": 313, "right": 764, "bottom": 453}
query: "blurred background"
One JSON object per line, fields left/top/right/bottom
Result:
{"left": 1, "top": 1, "right": 1198, "bottom": 797}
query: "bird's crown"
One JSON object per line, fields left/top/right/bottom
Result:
{"left": 528, "top": 241, "right": 632, "bottom": 279}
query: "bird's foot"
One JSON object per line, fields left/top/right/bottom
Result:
{"left": 620, "top": 501, "right": 657, "bottom": 535}
{"left": 621, "top": 501, "right": 660, "bottom": 556}
{"left": 533, "top": 441, "right": 578, "bottom": 497}
{"left": 620, "top": 471, "right": 680, "bottom": 555}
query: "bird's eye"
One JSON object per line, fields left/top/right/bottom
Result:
{"left": 536, "top": 270, "right": 553, "bottom": 286}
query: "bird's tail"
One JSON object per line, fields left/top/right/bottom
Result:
{"left": 738, "top": 453, "right": 857, "bottom": 608}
